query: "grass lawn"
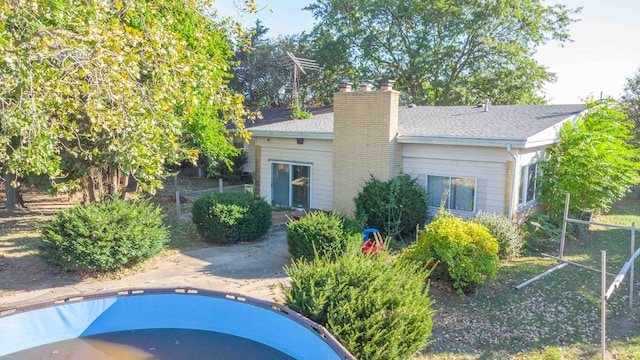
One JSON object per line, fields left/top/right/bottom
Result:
{"left": 417, "top": 187, "right": 640, "bottom": 359}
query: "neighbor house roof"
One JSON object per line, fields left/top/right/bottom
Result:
{"left": 249, "top": 104, "right": 586, "bottom": 147}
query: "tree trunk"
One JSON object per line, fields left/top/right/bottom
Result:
{"left": 128, "top": 172, "right": 138, "bottom": 192}
{"left": 87, "top": 167, "right": 103, "bottom": 202}
{"left": 3, "top": 167, "right": 19, "bottom": 211}
{"left": 108, "top": 166, "right": 119, "bottom": 196}
{"left": 120, "top": 172, "right": 130, "bottom": 200}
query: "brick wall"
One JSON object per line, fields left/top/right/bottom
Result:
{"left": 332, "top": 89, "right": 401, "bottom": 216}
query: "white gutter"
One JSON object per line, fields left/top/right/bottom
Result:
{"left": 249, "top": 131, "right": 333, "bottom": 140}
{"left": 507, "top": 144, "right": 518, "bottom": 221}
{"left": 397, "top": 136, "right": 527, "bottom": 148}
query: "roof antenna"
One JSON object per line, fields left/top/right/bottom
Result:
{"left": 283, "top": 52, "right": 319, "bottom": 108}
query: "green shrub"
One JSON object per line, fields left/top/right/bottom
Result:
{"left": 354, "top": 174, "right": 428, "bottom": 241}
{"left": 38, "top": 197, "right": 168, "bottom": 273}
{"left": 212, "top": 150, "right": 248, "bottom": 183}
{"left": 288, "top": 106, "right": 313, "bottom": 120}
{"left": 402, "top": 210, "right": 499, "bottom": 296}
{"left": 192, "top": 192, "right": 271, "bottom": 244}
{"left": 521, "top": 213, "right": 575, "bottom": 255}
{"left": 286, "top": 211, "right": 360, "bottom": 261}
{"left": 285, "top": 251, "right": 435, "bottom": 360}
{"left": 470, "top": 211, "right": 524, "bottom": 260}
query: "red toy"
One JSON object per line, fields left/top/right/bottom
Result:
{"left": 361, "top": 228, "right": 383, "bottom": 255}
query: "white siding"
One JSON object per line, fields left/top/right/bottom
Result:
{"left": 243, "top": 139, "right": 256, "bottom": 174}
{"left": 256, "top": 137, "right": 334, "bottom": 211}
{"left": 518, "top": 147, "right": 544, "bottom": 165}
{"left": 402, "top": 144, "right": 510, "bottom": 215}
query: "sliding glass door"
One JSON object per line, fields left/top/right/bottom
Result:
{"left": 271, "top": 162, "right": 310, "bottom": 209}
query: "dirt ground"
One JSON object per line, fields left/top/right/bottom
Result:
{"left": 0, "top": 181, "right": 295, "bottom": 310}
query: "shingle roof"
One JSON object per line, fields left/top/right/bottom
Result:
{"left": 237, "top": 106, "right": 333, "bottom": 130}
{"left": 248, "top": 112, "right": 334, "bottom": 138}
{"left": 398, "top": 104, "right": 586, "bottom": 140}
{"left": 248, "top": 104, "right": 586, "bottom": 143}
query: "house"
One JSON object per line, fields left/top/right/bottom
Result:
{"left": 243, "top": 81, "right": 586, "bottom": 220}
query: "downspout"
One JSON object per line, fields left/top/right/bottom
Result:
{"left": 507, "top": 144, "right": 518, "bottom": 221}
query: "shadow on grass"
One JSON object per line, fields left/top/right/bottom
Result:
{"left": 0, "top": 252, "right": 81, "bottom": 294}
{"left": 0, "top": 194, "right": 80, "bottom": 295}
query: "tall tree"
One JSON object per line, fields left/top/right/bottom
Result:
{"left": 538, "top": 100, "right": 640, "bottom": 219}
{"left": 620, "top": 67, "right": 640, "bottom": 147}
{"left": 1, "top": 0, "right": 252, "bottom": 206}
{"left": 230, "top": 21, "right": 317, "bottom": 108}
{"left": 305, "top": 0, "right": 579, "bottom": 105}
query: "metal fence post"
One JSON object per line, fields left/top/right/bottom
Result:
{"left": 601, "top": 250, "right": 606, "bottom": 360}
{"left": 631, "top": 222, "right": 636, "bottom": 310}
{"left": 559, "top": 193, "right": 570, "bottom": 259}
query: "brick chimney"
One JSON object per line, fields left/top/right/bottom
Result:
{"left": 359, "top": 81, "right": 374, "bottom": 92}
{"left": 377, "top": 79, "right": 395, "bottom": 91}
{"left": 332, "top": 80, "right": 401, "bottom": 216}
{"left": 338, "top": 81, "right": 353, "bottom": 92}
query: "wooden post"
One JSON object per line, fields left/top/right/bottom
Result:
{"left": 559, "top": 193, "right": 570, "bottom": 259}
{"left": 176, "top": 191, "right": 181, "bottom": 219}
{"left": 174, "top": 176, "right": 180, "bottom": 218}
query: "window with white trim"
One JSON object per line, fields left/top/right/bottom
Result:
{"left": 426, "top": 175, "right": 476, "bottom": 212}
{"left": 519, "top": 162, "right": 537, "bottom": 206}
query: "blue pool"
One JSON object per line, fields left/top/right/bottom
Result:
{"left": 0, "top": 288, "right": 353, "bottom": 359}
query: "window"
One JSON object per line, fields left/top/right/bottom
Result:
{"left": 426, "top": 175, "right": 476, "bottom": 212}
{"left": 519, "top": 163, "right": 537, "bottom": 205}
{"left": 271, "top": 162, "right": 310, "bottom": 209}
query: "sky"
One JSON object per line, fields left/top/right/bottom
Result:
{"left": 214, "top": 0, "right": 640, "bottom": 104}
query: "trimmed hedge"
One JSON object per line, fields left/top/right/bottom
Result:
{"left": 192, "top": 192, "right": 271, "bottom": 244}
{"left": 354, "top": 174, "right": 428, "bottom": 241}
{"left": 38, "top": 197, "right": 168, "bottom": 273}
{"left": 470, "top": 211, "right": 524, "bottom": 260}
{"left": 402, "top": 210, "right": 499, "bottom": 296}
{"left": 285, "top": 250, "right": 435, "bottom": 360}
{"left": 286, "top": 211, "right": 360, "bottom": 261}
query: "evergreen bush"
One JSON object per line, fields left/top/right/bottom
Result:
{"left": 191, "top": 191, "right": 271, "bottom": 244}
{"left": 402, "top": 210, "right": 499, "bottom": 296}
{"left": 285, "top": 251, "right": 435, "bottom": 360}
{"left": 354, "top": 174, "right": 428, "bottom": 241}
{"left": 286, "top": 211, "right": 359, "bottom": 261}
{"left": 38, "top": 197, "right": 168, "bottom": 273}
{"left": 470, "top": 211, "right": 524, "bottom": 260}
